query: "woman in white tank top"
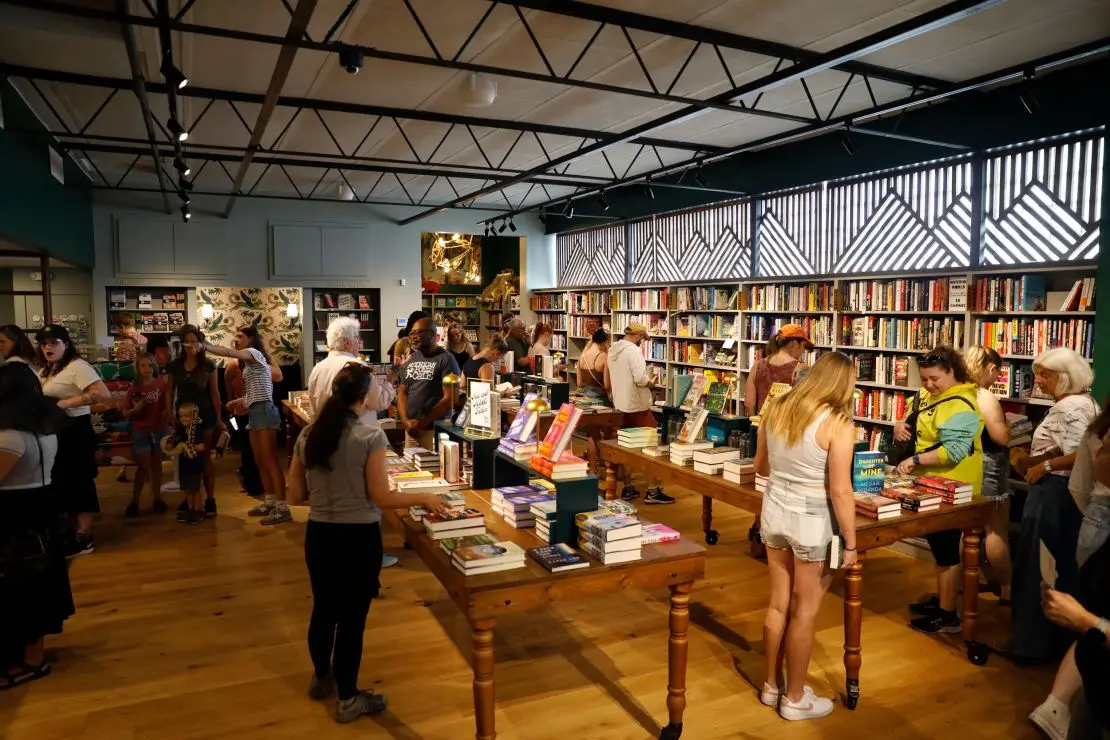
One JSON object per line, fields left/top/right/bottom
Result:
{"left": 753, "top": 352, "right": 858, "bottom": 722}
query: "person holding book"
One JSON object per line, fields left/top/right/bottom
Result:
{"left": 1010, "top": 348, "right": 1098, "bottom": 663}
{"left": 288, "top": 365, "right": 445, "bottom": 724}
{"left": 1029, "top": 394, "right": 1110, "bottom": 740}
{"left": 892, "top": 347, "right": 984, "bottom": 635}
{"left": 528, "top": 323, "right": 553, "bottom": 371}
{"left": 607, "top": 323, "right": 672, "bottom": 504}
{"left": 754, "top": 351, "right": 858, "bottom": 721}
{"left": 397, "top": 317, "right": 460, "bottom": 451}
{"left": 964, "top": 345, "right": 1013, "bottom": 603}
{"left": 461, "top": 337, "right": 508, "bottom": 385}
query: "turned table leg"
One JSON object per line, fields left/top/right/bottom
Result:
{"left": 659, "top": 582, "right": 692, "bottom": 740}
{"left": 701, "top": 496, "right": 718, "bottom": 545}
{"left": 472, "top": 618, "right": 497, "bottom": 740}
{"left": 604, "top": 461, "right": 617, "bottom": 500}
{"left": 842, "top": 554, "right": 865, "bottom": 709}
{"left": 961, "top": 528, "right": 990, "bottom": 665}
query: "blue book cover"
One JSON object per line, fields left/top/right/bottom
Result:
{"left": 1021, "top": 275, "right": 1047, "bottom": 311}
{"left": 852, "top": 451, "right": 886, "bottom": 493}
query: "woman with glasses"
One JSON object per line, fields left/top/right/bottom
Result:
{"left": 35, "top": 325, "right": 110, "bottom": 558}
{"left": 1010, "top": 349, "right": 1098, "bottom": 667}
{"left": 892, "top": 347, "right": 984, "bottom": 635}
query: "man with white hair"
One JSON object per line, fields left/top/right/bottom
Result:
{"left": 307, "top": 315, "right": 399, "bottom": 568}
{"left": 308, "top": 316, "right": 396, "bottom": 425}
{"left": 504, "top": 316, "right": 532, "bottom": 372}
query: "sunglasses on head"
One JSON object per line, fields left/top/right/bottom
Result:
{"left": 918, "top": 351, "right": 946, "bottom": 368}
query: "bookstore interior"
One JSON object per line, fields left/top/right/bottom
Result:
{"left": 1, "top": 2, "right": 1109, "bottom": 739}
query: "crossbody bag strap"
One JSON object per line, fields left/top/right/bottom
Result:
{"left": 914, "top": 395, "right": 977, "bottom": 455}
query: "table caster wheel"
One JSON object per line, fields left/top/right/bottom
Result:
{"left": 658, "top": 722, "right": 683, "bottom": 739}
{"left": 967, "top": 641, "right": 989, "bottom": 666}
{"left": 844, "top": 679, "right": 860, "bottom": 710}
{"left": 403, "top": 540, "right": 413, "bottom": 550}
{"left": 704, "top": 529, "right": 719, "bottom": 546}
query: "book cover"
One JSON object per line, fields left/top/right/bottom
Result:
{"left": 671, "top": 374, "right": 693, "bottom": 407}
{"left": 578, "top": 513, "right": 642, "bottom": 542}
{"left": 854, "top": 493, "right": 901, "bottom": 512}
{"left": 538, "top": 403, "right": 583, "bottom": 462}
{"left": 677, "top": 407, "right": 710, "bottom": 444}
{"left": 851, "top": 451, "right": 886, "bottom": 493}
{"left": 682, "top": 375, "right": 709, "bottom": 407}
{"left": 914, "top": 475, "right": 971, "bottom": 493}
{"left": 701, "top": 381, "right": 730, "bottom": 414}
{"left": 453, "top": 541, "right": 526, "bottom": 566}
{"left": 439, "top": 533, "right": 497, "bottom": 553}
{"left": 1021, "top": 275, "right": 1047, "bottom": 311}
{"left": 528, "top": 543, "right": 590, "bottom": 573}
{"left": 424, "top": 508, "right": 485, "bottom": 531}
{"left": 641, "top": 522, "right": 681, "bottom": 544}
{"left": 579, "top": 530, "right": 642, "bottom": 553}
{"left": 505, "top": 392, "right": 540, "bottom": 442}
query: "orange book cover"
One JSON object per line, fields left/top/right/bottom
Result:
{"left": 538, "top": 403, "right": 583, "bottom": 462}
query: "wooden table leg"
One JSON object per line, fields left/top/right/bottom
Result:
{"left": 842, "top": 554, "right": 865, "bottom": 710}
{"left": 604, "top": 461, "right": 617, "bottom": 500}
{"left": 701, "top": 496, "right": 718, "bottom": 545}
{"left": 472, "top": 618, "right": 497, "bottom": 740}
{"left": 961, "top": 528, "right": 990, "bottom": 665}
{"left": 659, "top": 582, "right": 692, "bottom": 740}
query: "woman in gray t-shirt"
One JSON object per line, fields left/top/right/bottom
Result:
{"left": 289, "top": 365, "right": 442, "bottom": 725}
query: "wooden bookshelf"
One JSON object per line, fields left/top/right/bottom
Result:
{"left": 106, "top": 286, "right": 190, "bottom": 336}
{"left": 309, "top": 288, "right": 381, "bottom": 364}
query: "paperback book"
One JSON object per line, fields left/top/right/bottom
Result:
{"left": 528, "top": 543, "right": 590, "bottom": 573}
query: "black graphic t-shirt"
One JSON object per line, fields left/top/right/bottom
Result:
{"left": 401, "top": 347, "right": 460, "bottom": 422}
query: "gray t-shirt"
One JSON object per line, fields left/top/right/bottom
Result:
{"left": 0, "top": 430, "right": 58, "bottom": 490}
{"left": 505, "top": 335, "right": 530, "bottom": 369}
{"left": 401, "top": 347, "right": 459, "bottom": 422}
{"left": 295, "top": 421, "right": 386, "bottom": 524}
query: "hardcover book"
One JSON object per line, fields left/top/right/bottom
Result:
{"left": 851, "top": 451, "right": 886, "bottom": 493}
{"left": 677, "top": 407, "right": 710, "bottom": 444}
{"left": 439, "top": 533, "right": 498, "bottom": 553}
{"left": 453, "top": 541, "right": 526, "bottom": 568}
{"left": 538, "top": 403, "right": 584, "bottom": 462}
{"left": 504, "top": 392, "right": 540, "bottom": 442}
{"left": 641, "top": 522, "right": 681, "bottom": 544}
{"left": 528, "top": 543, "right": 590, "bottom": 573}
{"left": 577, "top": 513, "right": 642, "bottom": 542}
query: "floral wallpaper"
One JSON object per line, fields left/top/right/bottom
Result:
{"left": 195, "top": 287, "right": 302, "bottom": 366}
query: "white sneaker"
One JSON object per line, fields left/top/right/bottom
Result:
{"left": 1029, "top": 697, "right": 1069, "bottom": 740}
{"left": 778, "top": 686, "right": 834, "bottom": 721}
{"left": 760, "top": 683, "right": 781, "bottom": 707}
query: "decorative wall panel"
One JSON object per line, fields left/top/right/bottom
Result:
{"left": 628, "top": 201, "right": 751, "bottom": 283}
{"left": 827, "top": 161, "right": 973, "bottom": 274}
{"left": 556, "top": 225, "right": 626, "bottom": 286}
{"left": 983, "top": 136, "right": 1103, "bottom": 265}
{"left": 194, "top": 287, "right": 302, "bottom": 366}
{"left": 756, "top": 187, "right": 825, "bottom": 277}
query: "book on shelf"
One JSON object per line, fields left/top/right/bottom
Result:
{"left": 439, "top": 440, "right": 460, "bottom": 483}
{"left": 701, "top": 381, "right": 732, "bottom": 414}
{"left": 973, "top": 317, "right": 1093, "bottom": 358}
{"left": 497, "top": 437, "right": 537, "bottom": 460}
{"left": 854, "top": 388, "right": 912, "bottom": 423}
{"left": 531, "top": 293, "right": 566, "bottom": 311}
{"left": 617, "top": 427, "right": 659, "bottom": 448}
{"left": 674, "top": 286, "right": 736, "bottom": 311}
{"left": 673, "top": 313, "right": 735, "bottom": 339}
{"left": 745, "top": 315, "right": 833, "bottom": 346}
{"left": 529, "top": 543, "right": 590, "bottom": 572}
{"left": 641, "top": 522, "right": 681, "bottom": 544}
{"left": 579, "top": 526, "right": 643, "bottom": 553}
{"left": 747, "top": 283, "right": 832, "bottom": 312}
{"left": 530, "top": 453, "right": 590, "bottom": 480}
{"left": 614, "top": 287, "right": 669, "bottom": 311}
{"left": 682, "top": 375, "right": 709, "bottom": 407}
{"left": 570, "top": 291, "right": 611, "bottom": 314}
{"left": 495, "top": 490, "right": 554, "bottom": 514}
{"left": 529, "top": 499, "right": 557, "bottom": 522}
{"left": 840, "top": 278, "right": 953, "bottom": 313}
{"left": 841, "top": 316, "right": 964, "bottom": 351}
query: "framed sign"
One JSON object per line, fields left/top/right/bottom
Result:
{"left": 465, "top": 379, "right": 501, "bottom": 437}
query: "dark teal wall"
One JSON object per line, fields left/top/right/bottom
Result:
{"left": 0, "top": 80, "right": 94, "bottom": 266}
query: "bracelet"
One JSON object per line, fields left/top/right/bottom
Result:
{"left": 844, "top": 546, "right": 857, "bottom": 552}
{"left": 912, "top": 454, "right": 921, "bottom": 465}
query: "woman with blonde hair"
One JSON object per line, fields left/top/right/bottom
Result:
{"left": 754, "top": 351, "right": 858, "bottom": 721}
{"left": 964, "top": 345, "right": 1013, "bottom": 602}
{"left": 444, "top": 321, "right": 474, "bottom": 371}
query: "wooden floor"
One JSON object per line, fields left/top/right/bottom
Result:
{"left": 1, "top": 453, "right": 1052, "bottom": 740}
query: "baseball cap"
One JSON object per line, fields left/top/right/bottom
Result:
{"left": 778, "top": 323, "right": 813, "bottom": 347}
{"left": 624, "top": 322, "right": 648, "bottom": 336}
{"left": 35, "top": 324, "right": 71, "bottom": 345}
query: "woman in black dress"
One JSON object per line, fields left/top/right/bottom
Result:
{"left": 0, "top": 363, "right": 75, "bottom": 688}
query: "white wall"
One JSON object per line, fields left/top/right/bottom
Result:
{"left": 91, "top": 192, "right": 555, "bottom": 360}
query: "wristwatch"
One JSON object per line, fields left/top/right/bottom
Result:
{"left": 1093, "top": 617, "right": 1110, "bottom": 636}
{"left": 1043, "top": 460, "right": 1053, "bottom": 473}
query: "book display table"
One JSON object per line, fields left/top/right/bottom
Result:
{"left": 281, "top": 400, "right": 404, "bottom": 456}
{"left": 503, "top": 406, "right": 627, "bottom": 446}
{"left": 434, "top": 421, "right": 502, "bottom": 489}
{"left": 384, "top": 490, "right": 707, "bottom": 740}
{"left": 597, "top": 439, "right": 995, "bottom": 707}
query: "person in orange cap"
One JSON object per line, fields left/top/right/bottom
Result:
{"left": 744, "top": 323, "right": 815, "bottom": 558}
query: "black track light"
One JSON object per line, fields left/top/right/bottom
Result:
{"left": 174, "top": 155, "right": 190, "bottom": 178}
{"left": 179, "top": 177, "right": 193, "bottom": 192}
{"left": 598, "top": 192, "right": 611, "bottom": 212}
{"left": 179, "top": 190, "right": 191, "bottom": 206}
{"left": 168, "top": 118, "right": 188, "bottom": 142}
{"left": 508, "top": 217, "right": 516, "bottom": 232}
{"left": 498, "top": 220, "right": 507, "bottom": 233}
{"left": 567, "top": 204, "right": 575, "bottom": 219}
{"left": 180, "top": 204, "right": 191, "bottom": 222}
{"left": 645, "top": 180, "right": 655, "bottom": 200}
{"left": 841, "top": 131, "right": 857, "bottom": 156}
{"left": 161, "top": 58, "right": 188, "bottom": 90}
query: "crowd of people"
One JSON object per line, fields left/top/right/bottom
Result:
{"left": 0, "top": 315, "right": 1106, "bottom": 736}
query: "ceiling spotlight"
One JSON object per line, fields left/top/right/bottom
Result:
{"left": 508, "top": 217, "right": 516, "bottom": 232}
{"left": 179, "top": 190, "right": 191, "bottom": 205}
{"left": 168, "top": 118, "right": 188, "bottom": 142}
{"left": 160, "top": 59, "right": 188, "bottom": 90}
{"left": 460, "top": 71, "right": 498, "bottom": 108}
{"left": 338, "top": 47, "right": 364, "bottom": 75}
{"left": 498, "top": 220, "right": 507, "bottom": 233}
{"left": 180, "top": 204, "right": 191, "bottom": 222}
{"left": 841, "top": 131, "right": 857, "bottom": 156}
{"left": 179, "top": 176, "right": 193, "bottom": 192}
{"left": 645, "top": 180, "right": 655, "bottom": 200}
{"left": 567, "top": 204, "right": 575, "bottom": 218}
{"left": 173, "top": 155, "right": 190, "bottom": 177}
{"left": 598, "top": 192, "right": 611, "bottom": 212}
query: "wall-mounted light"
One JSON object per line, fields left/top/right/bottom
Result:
{"left": 286, "top": 302, "right": 299, "bottom": 319}
{"left": 200, "top": 303, "right": 214, "bottom": 320}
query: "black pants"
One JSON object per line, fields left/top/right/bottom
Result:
{"left": 304, "top": 520, "right": 383, "bottom": 700}
{"left": 231, "top": 414, "right": 262, "bottom": 495}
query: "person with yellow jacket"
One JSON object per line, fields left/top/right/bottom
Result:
{"left": 892, "top": 347, "right": 984, "bottom": 635}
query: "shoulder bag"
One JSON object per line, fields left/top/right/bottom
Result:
{"left": 885, "top": 393, "right": 976, "bottom": 466}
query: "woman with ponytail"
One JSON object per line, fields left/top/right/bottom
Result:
{"left": 288, "top": 365, "right": 444, "bottom": 725}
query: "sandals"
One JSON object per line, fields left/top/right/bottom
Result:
{"left": 0, "top": 662, "right": 51, "bottom": 691}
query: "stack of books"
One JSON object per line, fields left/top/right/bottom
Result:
{"left": 884, "top": 472, "right": 916, "bottom": 489}
{"left": 498, "top": 437, "right": 536, "bottom": 461}
{"left": 884, "top": 487, "right": 943, "bottom": 513}
{"left": 405, "top": 447, "right": 440, "bottom": 472}
{"left": 723, "top": 458, "right": 756, "bottom": 485}
{"left": 528, "top": 543, "right": 590, "bottom": 572}
{"left": 692, "top": 447, "right": 741, "bottom": 475}
{"left": 531, "top": 499, "right": 557, "bottom": 543}
{"left": 617, "top": 427, "right": 659, "bottom": 449}
{"left": 396, "top": 477, "right": 453, "bottom": 495}
{"left": 576, "top": 511, "right": 643, "bottom": 565}
{"left": 408, "top": 491, "right": 467, "bottom": 520}
{"left": 497, "top": 490, "right": 555, "bottom": 530}
{"left": 854, "top": 493, "right": 902, "bottom": 520}
{"left": 387, "top": 469, "right": 432, "bottom": 491}
{"left": 423, "top": 508, "right": 485, "bottom": 540}
{"left": 452, "top": 540, "right": 527, "bottom": 576}
{"left": 1007, "top": 412, "right": 1033, "bottom": 447}
{"left": 669, "top": 440, "right": 714, "bottom": 466}
{"left": 914, "top": 475, "right": 973, "bottom": 504}
{"left": 641, "top": 521, "right": 681, "bottom": 544}
{"left": 440, "top": 532, "right": 496, "bottom": 555}
{"left": 491, "top": 484, "right": 546, "bottom": 511}
{"left": 530, "top": 453, "right": 590, "bottom": 480}
{"left": 755, "top": 474, "right": 768, "bottom": 494}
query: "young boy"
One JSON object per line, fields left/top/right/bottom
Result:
{"left": 115, "top": 313, "right": 147, "bottom": 362}
{"left": 162, "top": 402, "right": 206, "bottom": 525}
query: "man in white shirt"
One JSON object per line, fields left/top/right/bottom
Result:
{"left": 306, "top": 316, "right": 400, "bottom": 568}
{"left": 308, "top": 316, "right": 396, "bottom": 425}
{"left": 606, "top": 323, "right": 673, "bottom": 504}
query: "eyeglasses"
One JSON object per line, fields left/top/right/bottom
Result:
{"left": 37, "top": 338, "right": 63, "bottom": 347}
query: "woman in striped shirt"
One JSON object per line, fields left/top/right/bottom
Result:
{"left": 201, "top": 327, "right": 290, "bottom": 526}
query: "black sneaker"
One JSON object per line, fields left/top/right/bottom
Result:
{"left": 187, "top": 510, "right": 205, "bottom": 525}
{"left": 152, "top": 498, "right": 168, "bottom": 514}
{"left": 177, "top": 500, "right": 188, "bottom": 513}
{"left": 65, "top": 535, "right": 95, "bottom": 559}
{"left": 644, "top": 488, "right": 676, "bottom": 505}
{"left": 176, "top": 507, "right": 189, "bottom": 523}
{"left": 909, "top": 595, "right": 941, "bottom": 616}
{"left": 620, "top": 485, "right": 640, "bottom": 501}
{"left": 124, "top": 501, "right": 140, "bottom": 518}
{"left": 204, "top": 497, "right": 217, "bottom": 518}
{"left": 910, "top": 610, "right": 961, "bottom": 634}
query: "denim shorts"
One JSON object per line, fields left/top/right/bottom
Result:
{"left": 247, "top": 400, "right": 282, "bottom": 431}
{"left": 1077, "top": 496, "right": 1110, "bottom": 567}
{"left": 132, "top": 429, "right": 166, "bottom": 456}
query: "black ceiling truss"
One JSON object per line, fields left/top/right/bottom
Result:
{"left": 474, "top": 38, "right": 1110, "bottom": 227}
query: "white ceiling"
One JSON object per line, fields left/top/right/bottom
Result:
{"left": 1, "top": 0, "right": 1107, "bottom": 213}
